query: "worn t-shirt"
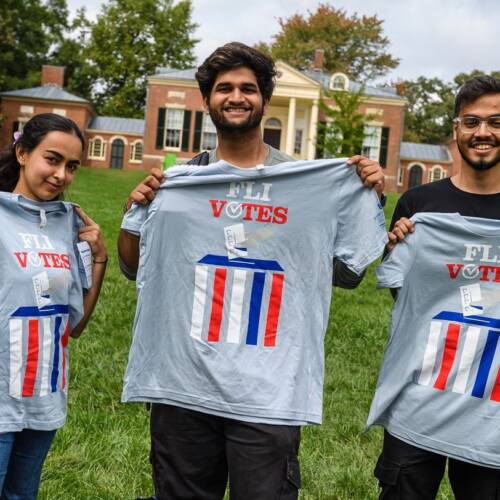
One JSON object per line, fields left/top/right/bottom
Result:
{"left": 122, "top": 159, "right": 387, "bottom": 425}
{"left": 0, "top": 193, "right": 85, "bottom": 433}
{"left": 368, "top": 212, "right": 500, "bottom": 467}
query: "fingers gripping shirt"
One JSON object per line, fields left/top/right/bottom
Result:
{"left": 0, "top": 193, "right": 86, "bottom": 433}
{"left": 122, "top": 159, "right": 387, "bottom": 425}
{"left": 368, "top": 212, "right": 500, "bottom": 468}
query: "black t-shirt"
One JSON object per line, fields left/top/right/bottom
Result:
{"left": 390, "top": 177, "right": 500, "bottom": 229}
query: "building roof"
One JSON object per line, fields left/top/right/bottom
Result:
{"left": 1, "top": 85, "right": 89, "bottom": 103}
{"left": 88, "top": 116, "right": 145, "bottom": 135}
{"left": 400, "top": 142, "right": 452, "bottom": 162}
{"left": 151, "top": 67, "right": 197, "bottom": 80}
{"left": 301, "top": 69, "right": 405, "bottom": 101}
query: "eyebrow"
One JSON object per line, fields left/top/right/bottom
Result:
{"left": 45, "top": 149, "right": 80, "bottom": 164}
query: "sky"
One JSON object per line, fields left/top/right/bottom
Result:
{"left": 67, "top": 0, "right": 500, "bottom": 84}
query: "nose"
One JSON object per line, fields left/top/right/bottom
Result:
{"left": 475, "top": 120, "right": 491, "bottom": 136}
{"left": 52, "top": 164, "right": 66, "bottom": 183}
{"left": 229, "top": 88, "right": 244, "bottom": 103}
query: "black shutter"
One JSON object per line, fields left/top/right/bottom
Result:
{"left": 192, "top": 111, "right": 204, "bottom": 152}
{"left": 155, "top": 108, "right": 166, "bottom": 149}
{"left": 181, "top": 110, "right": 192, "bottom": 152}
{"left": 379, "top": 127, "right": 390, "bottom": 168}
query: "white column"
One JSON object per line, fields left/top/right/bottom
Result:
{"left": 285, "top": 97, "right": 296, "bottom": 155}
{"left": 307, "top": 99, "right": 319, "bottom": 160}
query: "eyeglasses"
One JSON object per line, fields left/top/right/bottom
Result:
{"left": 454, "top": 115, "right": 500, "bottom": 134}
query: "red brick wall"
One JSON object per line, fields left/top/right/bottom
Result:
{"left": 399, "top": 159, "right": 453, "bottom": 191}
{"left": 0, "top": 98, "right": 94, "bottom": 150}
{"left": 41, "top": 66, "right": 65, "bottom": 87}
{"left": 143, "top": 83, "right": 205, "bottom": 170}
{"left": 85, "top": 131, "right": 144, "bottom": 170}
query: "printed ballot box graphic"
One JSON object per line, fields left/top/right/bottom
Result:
{"left": 418, "top": 311, "right": 500, "bottom": 402}
{"left": 9, "top": 304, "right": 70, "bottom": 399}
{"left": 190, "top": 255, "right": 285, "bottom": 347}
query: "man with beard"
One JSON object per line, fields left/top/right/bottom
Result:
{"left": 373, "top": 75, "right": 500, "bottom": 499}
{"left": 119, "top": 42, "right": 385, "bottom": 500}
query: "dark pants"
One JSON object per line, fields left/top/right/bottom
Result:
{"left": 150, "top": 404, "right": 301, "bottom": 500}
{"left": 375, "top": 431, "right": 500, "bottom": 500}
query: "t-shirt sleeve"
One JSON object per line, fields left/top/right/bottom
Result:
{"left": 376, "top": 226, "right": 418, "bottom": 289}
{"left": 121, "top": 203, "right": 149, "bottom": 236}
{"left": 333, "top": 166, "right": 388, "bottom": 275}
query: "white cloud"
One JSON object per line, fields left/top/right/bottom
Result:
{"left": 67, "top": 0, "right": 500, "bottom": 82}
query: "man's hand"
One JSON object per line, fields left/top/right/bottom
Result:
{"left": 387, "top": 217, "right": 414, "bottom": 252}
{"left": 347, "top": 155, "right": 385, "bottom": 196}
{"left": 125, "top": 167, "right": 164, "bottom": 210}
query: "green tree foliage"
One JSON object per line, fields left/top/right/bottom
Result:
{"left": 398, "top": 70, "right": 500, "bottom": 144}
{"left": 87, "top": 0, "right": 198, "bottom": 118}
{"left": 317, "top": 87, "right": 374, "bottom": 157}
{"left": 0, "top": 0, "right": 68, "bottom": 92}
{"left": 256, "top": 4, "right": 399, "bottom": 81}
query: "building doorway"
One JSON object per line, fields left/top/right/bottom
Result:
{"left": 263, "top": 118, "right": 282, "bottom": 149}
{"left": 110, "top": 139, "right": 125, "bottom": 169}
{"left": 408, "top": 165, "right": 423, "bottom": 189}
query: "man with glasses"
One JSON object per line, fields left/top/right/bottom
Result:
{"left": 372, "top": 75, "right": 500, "bottom": 499}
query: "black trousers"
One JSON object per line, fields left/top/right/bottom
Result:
{"left": 150, "top": 403, "right": 301, "bottom": 500}
{"left": 375, "top": 431, "right": 500, "bottom": 500}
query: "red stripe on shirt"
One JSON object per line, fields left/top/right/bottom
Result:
{"left": 61, "top": 321, "right": 70, "bottom": 389}
{"left": 264, "top": 273, "right": 284, "bottom": 347}
{"left": 208, "top": 268, "right": 227, "bottom": 342}
{"left": 434, "top": 323, "right": 460, "bottom": 390}
{"left": 22, "top": 319, "right": 39, "bottom": 397}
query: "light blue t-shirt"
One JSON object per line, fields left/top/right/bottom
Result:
{"left": 368, "top": 212, "right": 500, "bottom": 467}
{"left": 0, "top": 193, "right": 85, "bottom": 433}
{"left": 122, "top": 159, "right": 387, "bottom": 425}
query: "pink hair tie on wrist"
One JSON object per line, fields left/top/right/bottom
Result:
{"left": 13, "top": 131, "right": 23, "bottom": 145}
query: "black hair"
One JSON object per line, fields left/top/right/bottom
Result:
{"left": 455, "top": 75, "right": 500, "bottom": 116}
{"left": 0, "top": 113, "right": 85, "bottom": 192}
{"left": 195, "top": 42, "right": 278, "bottom": 103}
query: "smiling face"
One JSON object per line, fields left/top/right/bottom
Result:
{"left": 15, "top": 131, "right": 82, "bottom": 201}
{"left": 455, "top": 93, "right": 500, "bottom": 171}
{"left": 205, "top": 66, "right": 268, "bottom": 133}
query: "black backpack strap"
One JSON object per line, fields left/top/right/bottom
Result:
{"left": 187, "top": 151, "right": 210, "bottom": 166}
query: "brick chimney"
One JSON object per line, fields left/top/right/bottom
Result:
{"left": 41, "top": 65, "right": 65, "bottom": 87}
{"left": 313, "top": 49, "right": 324, "bottom": 71}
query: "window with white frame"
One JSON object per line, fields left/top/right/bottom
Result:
{"left": 362, "top": 126, "right": 382, "bottom": 160}
{"left": 89, "top": 137, "right": 105, "bottom": 159}
{"left": 202, "top": 114, "right": 217, "bottom": 150}
{"left": 294, "top": 129, "right": 303, "bottom": 154}
{"left": 330, "top": 73, "right": 349, "bottom": 91}
{"left": 430, "top": 165, "right": 444, "bottom": 182}
{"left": 130, "top": 141, "right": 143, "bottom": 162}
{"left": 165, "top": 108, "right": 184, "bottom": 148}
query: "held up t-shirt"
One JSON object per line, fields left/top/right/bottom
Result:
{"left": 122, "top": 159, "right": 387, "bottom": 425}
{"left": 0, "top": 193, "right": 85, "bottom": 432}
{"left": 368, "top": 212, "right": 500, "bottom": 467}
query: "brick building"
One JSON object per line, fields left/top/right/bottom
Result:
{"left": 0, "top": 62, "right": 461, "bottom": 193}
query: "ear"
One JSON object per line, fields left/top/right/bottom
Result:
{"left": 263, "top": 99, "right": 269, "bottom": 116}
{"left": 453, "top": 122, "right": 458, "bottom": 141}
{"left": 202, "top": 97, "right": 210, "bottom": 113}
{"left": 15, "top": 144, "right": 25, "bottom": 166}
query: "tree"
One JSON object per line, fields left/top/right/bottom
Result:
{"left": 0, "top": 0, "right": 69, "bottom": 92}
{"left": 398, "top": 70, "right": 500, "bottom": 144}
{"left": 256, "top": 4, "right": 399, "bottom": 81}
{"left": 87, "top": 0, "right": 198, "bottom": 118}
{"left": 317, "top": 87, "right": 374, "bottom": 157}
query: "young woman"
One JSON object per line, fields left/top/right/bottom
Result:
{"left": 0, "top": 113, "right": 107, "bottom": 499}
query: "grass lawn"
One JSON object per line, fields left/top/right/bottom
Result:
{"left": 39, "top": 167, "right": 453, "bottom": 499}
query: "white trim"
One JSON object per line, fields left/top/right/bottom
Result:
{"left": 407, "top": 162, "right": 426, "bottom": 171}
{"left": 88, "top": 136, "right": 107, "bottom": 160}
{"left": 109, "top": 135, "right": 129, "bottom": 145}
{"left": 429, "top": 164, "right": 444, "bottom": 182}
{"left": 129, "top": 139, "right": 143, "bottom": 163}
{"left": 329, "top": 73, "right": 349, "bottom": 91}
{"left": 165, "top": 102, "right": 186, "bottom": 109}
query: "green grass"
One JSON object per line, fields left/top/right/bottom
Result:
{"left": 38, "top": 168, "right": 453, "bottom": 499}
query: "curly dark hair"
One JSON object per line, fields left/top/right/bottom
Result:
{"left": 0, "top": 113, "right": 84, "bottom": 193}
{"left": 455, "top": 75, "right": 500, "bottom": 116}
{"left": 195, "top": 42, "right": 278, "bottom": 102}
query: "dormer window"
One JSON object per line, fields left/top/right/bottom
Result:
{"left": 330, "top": 73, "right": 349, "bottom": 91}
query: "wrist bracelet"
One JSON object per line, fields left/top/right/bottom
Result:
{"left": 93, "top": 258, "right": 108, "bottom": 264}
